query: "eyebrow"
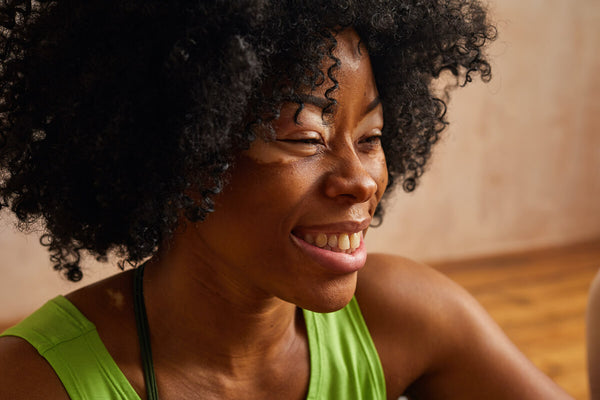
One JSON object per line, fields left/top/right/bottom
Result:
{"left": 298, "top": 94, "right": 382, "bottom": 116}
{"left": 298, "top": 94, "right": 330, "bottom": 109}
{"left": 364, "top": 97, "right": 382, "bottom": 115}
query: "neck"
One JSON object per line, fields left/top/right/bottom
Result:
{"left": 140, "top": 230, "right": 303, "bottom": 373}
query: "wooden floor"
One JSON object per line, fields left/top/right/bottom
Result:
{"left": 432, "top": 239, "right": 600, "bottom": 400}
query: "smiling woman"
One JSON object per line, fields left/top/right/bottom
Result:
{"left": 210, "top": 31, "right": 388, "bottom": 313}
{"left": 0, "top": 0, "right": 573, "bottom": 399}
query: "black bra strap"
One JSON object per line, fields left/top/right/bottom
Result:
{"left": 133, "top": 263, "right": 160, "bottom": 400}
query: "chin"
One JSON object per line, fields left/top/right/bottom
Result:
{"left": 289, "top": 274, "right": 357, "bottom": 313}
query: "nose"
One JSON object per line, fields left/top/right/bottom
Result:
{"left": 323, "top": 149, "right": 379, "bottom": 204}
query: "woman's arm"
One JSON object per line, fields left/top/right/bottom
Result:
{"left": 587, "top": 270, "right": 600, "bottom": 400}
{"left": 357, "top": 254, "right": 573, "bottom": 400}
{"left": 0, "top": 336, "right": 70, "bottom": 400}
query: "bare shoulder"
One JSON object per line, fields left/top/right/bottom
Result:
{"left": 0, "top": 335, "right": 69, "bottom": 399}
{"left": 357, "top": 252, "right": 460, "bottom": 313}
{"left": 355, "top": 253, "right": 471, "bottom": 396}
{"left": 357, "top": 253, "right": 470, "bottom": 347}
{"left": 356, "top": 253, "right": 574, "bottom": 400}
{"left": 0, "top": 270, "right": 136, "bottom": 400}
{"left": 587, "top": 270, "right": 600, "bottom": 399}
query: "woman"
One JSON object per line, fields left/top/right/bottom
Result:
{"left": 0, "top": 0, "right": 572, "bottom": 399}
{"left": 588, "top": 271, "right": 600, "bottom": 399}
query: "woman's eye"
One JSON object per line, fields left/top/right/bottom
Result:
{"left": 274, "top": 134, "right": 325, "bottom": 155}
{"left": 292, "top": 138, "right": 322, "bottom": 145}
{"left": 278, "top": 136, "right": 323, "bottom": 145}
{"left": 362, "top": 136, "right": 381, "bottom": 144}
{"left": 359, "top": 130, "right": 382, "bottom": 147}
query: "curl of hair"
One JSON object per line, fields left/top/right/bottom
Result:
{"left": 0, "top": 0, "right": 496, "bottom": 280}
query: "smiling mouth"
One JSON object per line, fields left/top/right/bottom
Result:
{"left": 293, "top": 231, "right": 362, "bottom": 254}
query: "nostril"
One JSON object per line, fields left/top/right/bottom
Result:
{"left": 322, "top": 149, "right": 381, "bottom": 203}
{"left": 324, "top": 170, "right": 378, "bottom": 203}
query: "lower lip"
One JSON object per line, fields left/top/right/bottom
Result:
{"left": 290, "top": 233, "right": 367, "bottom": 274}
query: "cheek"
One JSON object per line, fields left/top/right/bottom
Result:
{"left": 365, "top": 152, "right": 388, "bottom": 199}
{"left": 221, "top": 156, "right": 316, "bottom": 219}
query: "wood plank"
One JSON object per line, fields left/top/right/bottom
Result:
{"left": 433, "top": 239, "right": 600, "bottom": 400}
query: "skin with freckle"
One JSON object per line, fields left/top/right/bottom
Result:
{"left": 106, "top": 289, "right": 125, "bottom": 310}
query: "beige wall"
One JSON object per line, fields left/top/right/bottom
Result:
{"left": 369, "top": 0, "right": 600, "bottom": 260}
{"left": 1, "top": 0, "right": 600, "bottom": 322}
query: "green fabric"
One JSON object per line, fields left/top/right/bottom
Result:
{"left": 1, "top": 295, "right": 386, "bottom": 399}
{"left": 0, "top": 296, "right": 140, "bottom": 400}
{"left": 303, "top": 297, "right": 387, "bottom": 399}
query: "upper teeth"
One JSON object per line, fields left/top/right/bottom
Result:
{"left": 303, "top": 232, "right": 361, "bottom": 252}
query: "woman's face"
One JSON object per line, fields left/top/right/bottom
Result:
{"left": 191, "top": 29, "right": 388, "bottom": 312}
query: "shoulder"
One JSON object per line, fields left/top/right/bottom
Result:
{"left": 0, "top": 335, "right": 70, "bottom": 399}
{"left": 587, "top": 269, "right": 600, "bottom": 313}
{"left": 587, "top": 270, "right": 600, "bottom": 341}
{"left": 356, "top": 254, "right": 471, "bottom": 394}
{"left": 357, "top": 253, "right": 472, "bottom": 345}
{"left": 0, "top": 270, "right": 137, "bottom": 400}
{"left": 356, "top": 253, "right": 573, "bottom": 399}
{"left": 587, "top": 270, "right": 600, "bottom": 398}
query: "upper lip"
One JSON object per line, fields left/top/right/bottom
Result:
{"left": 291, "top": 218, "right": 372, "bottom": 235}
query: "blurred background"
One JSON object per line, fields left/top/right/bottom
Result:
{"left": 369, "top": 0, "right": 600, "bottom": 261}
{"left": 1, "top": 1, "right": 599, "bottom": 398}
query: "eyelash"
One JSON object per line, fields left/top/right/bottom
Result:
{"left": 278, "top": 130, "right": 382, "bottom": 147}
{"left": 361, "top": 135, "right": 381, "bottom": 144}
{"left": 287, "top": 138, "right": 323, "bottom": 145}
{"left": 360, "top": 130, "right": 383, "bottom": 145}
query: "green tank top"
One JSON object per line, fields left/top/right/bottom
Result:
{"left": 1, "top": 295, "right": 386, "bottom": 399}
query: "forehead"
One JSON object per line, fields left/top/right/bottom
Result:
{"left": 303, "top": 29, "right": 379, "bottom": 118}
{"left": 315, "top": 29, "right": 377, "bottom": 96}
{"left": 334, "top": 29, "right": 365, "bottom": 71}
{"left": 257, "top": 28, "right": 379, "bottom": 133}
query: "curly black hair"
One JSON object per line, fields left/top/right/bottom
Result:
{"left": 0, "top": 0, "right": 495, "bottom": 281}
